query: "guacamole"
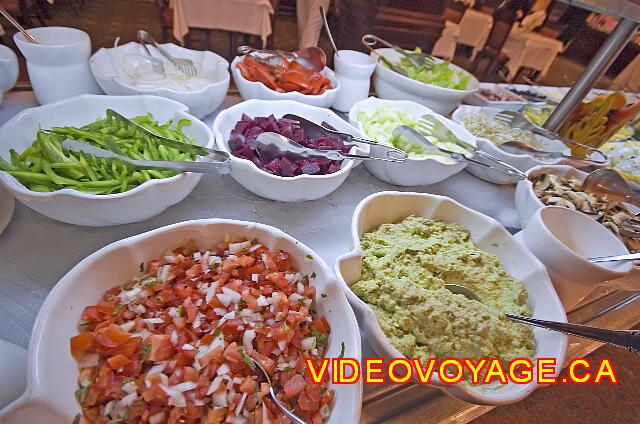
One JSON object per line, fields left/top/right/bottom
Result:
{"left": 351, "top": 216, "right": 535, "bottom": 363}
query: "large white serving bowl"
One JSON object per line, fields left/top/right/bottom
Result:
{"left": 0, "top": 94, "right": 214, "bottom": 226}
{"left": 349, "top": 97, "right": 472, "bottom": 186}
{"left": 516, "top": 206, "right": 634, "bottom": 309}
{"left": 335, "top": 191, "right": 567, "bottom": 406}
{"left": 90, "top": 42, "right": 230, "bottom": 118}
{"left": 213, "top": 99, "right": 369, "bottom": 202}
{"left": 0, "top": 218, "right": 362, "bottom": 424}
{"left": 452, "top": 105, "right": 571, "bottom": 185}
{"left": 231, "top": 55, "right": 340, "bottom": 109}
{"left": 371, "top": 48, "right": 478, "bottom": 115}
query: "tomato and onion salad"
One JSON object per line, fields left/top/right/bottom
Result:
{"left": 70, "top": 238, "right": 334, "bottom": 424}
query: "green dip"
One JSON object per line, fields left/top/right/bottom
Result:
{"left": 351, "top": 216, "right": 535, "bottom": 363}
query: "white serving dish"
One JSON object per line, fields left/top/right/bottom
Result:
{"left": 213, "top": 99, "right": 368, "bottom": 202}
{"left": 335, "top": 191, "right": 567, "bottom": 406}
{"left": 90, "top": 42, "right": 230, "bottom": 119}
{"left": 465, "top": 82, "right": 526, "bottom": 111}
{"left": 0, "top": 185, "right": 14, "bottom": 235}
{"left": 452, "top": 105, "right": 573, "bottom": 185}
{"left": 516, "top": 206, "right": 634, "bottom": 309}
{"left": 0, "top": 218, "right": 362, "bottom": 424}
{"left": 371, "top": 48, "right": 478, "bottom": 115}
{"left": 348, "top": 97, "right": 472, "bottom": 186}
{"left": 0, "top": 94, "right": 213, "bottom": 226}
{"left": 231, "top": 55, "right": 340, "bottom": 109}
{"left": 515, "top": 164, "right": 640, "bottom": 226}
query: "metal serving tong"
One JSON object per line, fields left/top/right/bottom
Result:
{"left": 361, "top": 34, "right": 436, "bottom": 75}
{"left": 281, "top": 114, "right": 408, "bottom": 162}
{"left": 61, "top": 109, "right": 231, "bottom": 175}
{"left": 494, "top": 110, "right": 609, "bottom": 164}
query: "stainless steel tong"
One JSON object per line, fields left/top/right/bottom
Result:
{"left": 61, "top": 109, "right": 231, "bottom": 175}
{"left": 281, "top": 114, "right": 408, "bottom": 162}
{"left": 506, "top": 314, "right": 640, "bottom": 356}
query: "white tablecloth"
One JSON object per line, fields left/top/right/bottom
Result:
{"left": 502, "top": 32, "right": 564, "bottom": 80}
{"left": 0, "top": 91, "right": 521, "bottom": 348}
{"left": 456, "top": 9, "right": 493, "bottom": 60}
{"left": 171, "top": 0, "right": 274, "bottom": 46}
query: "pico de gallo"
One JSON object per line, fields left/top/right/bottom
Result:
{"left": 70, "top": 238, "right": 334, "bottom": 424}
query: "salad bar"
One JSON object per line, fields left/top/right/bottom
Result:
{"left": 0, "top": 22, "right": 640, "bottom": 424}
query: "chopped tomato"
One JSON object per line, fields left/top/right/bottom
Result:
{"left": 70, "top": 332, "right": 94, "bottom": 360}
{"left": 106, "top": 354, "right": 130, "bottom": 369}
{"left": 146, "top": 334, "right": 172, "bottom": 361}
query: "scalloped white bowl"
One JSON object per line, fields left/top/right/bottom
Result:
{"left": 0, "top": 219, "right": 362, "bottom": 424}
{"left": 349, "top": 97, "right": 473, "bottom": 186}
{"left": 335, "top": 191, "right": 567, "bottom": 405}
{"left": 452, "top": 105, "right": 581, "bottom": 185}
{"left": 212, "top": 99, "right": 369, "bottom": 202}
{"left": 371, "top": 48, "right": 478, "bottom": 115}
{"left": 0, "top": 94, "right": 214, "bottom": 226}
{"left": 231, "top": 55, "right": 340, "bottom": 108}
{"left": 90, "top": 42, "right": 230, "bottom": 119}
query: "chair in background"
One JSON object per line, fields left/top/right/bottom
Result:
{"left": 154, "top": 0, "right": 174, "bottom": 43}
{"left": 470, "top": 15, "right": 513, "bottom": 77}
{"left": 0, "top": 0, "right": 47, "bottom": 28}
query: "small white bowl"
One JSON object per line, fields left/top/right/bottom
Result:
{"left": 90, "top": 42, "right": 230, "bottom": 118}
{"left": 231, "top": 55, "right": 340, "bottom": 109}
{"left": 335, "top": 191, "right": 567, "bottom": 406}
{"left": 371, "top": 48, "right": 478, "bottom": 115}
{"left": 212, "top": 99, "right": 368, "bottom": 202}
{"left": 349, "top": 97, "right": 472, "bottom": 186}
{"left": 0, "top": 219, "right": 362, "bottom": 424}
{"left": 0, "top": 94, "right": 214, "bottom": 226}
{"left": 516, "top": 206, "right": 633, "bottom": 309}
{"left": 452, "top": 105, "right": 572, "bottom": 185}
{"left": 465, "top": 82, "right": 527, "bottom": 111}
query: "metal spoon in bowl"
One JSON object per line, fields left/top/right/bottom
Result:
{"left": 248, "top": 357, "right": 306, "bottom": 424}
{"left": 582, "top": 168, "right": 640, "bottom": 207}
{"left": 499, "top": 141, "right": 608, "bottom": 164}
{"left": 444, "top": 284, "right": 640, "bottom": 355}
{"left": 255, "top": 132, "right": 405, "bottom": 163}
{"left": 237, "top": 45, "right": 327, "bottom": 72}
{"left": 392, "top": 126, "right": 527, "bottom": 180}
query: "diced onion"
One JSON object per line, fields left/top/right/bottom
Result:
{"left": 243, "top": 329, "right": 256, "bottom": 356}
{"left": 159, "top": 384, "right": 187, "bottom": 408}
{"left": 229, "top": 241, "right": 251, "bottom": 254}
{"left": 212, "top": 389, "right": 227, "bottom": 407}
{"left": 119, "top": 391, "right": 138, "bottom": 407}
{"left": 235, "top": 392, "right": 248, "bottom": 416}
{"left": 78, "top": 353, "right": 99, "bottom": 368}
{"left": 207, "top": 376, "right": 224, "bottom": 395}
{"left": 149, "top": 412, "right": 165, "bottom": 424}
{"left": 222, "top": 287, "right": 242, "bottom": 304}
{"left": 173, "top": 381, "right": 198, "bottom": 392}
{"left": 181, "top": 343, "right": 195, "bottom": 351}
{"left": 256, "top": 295, "right": 268, "bottom": 307}
{"left": 301, "top": 336, "right": 316, "bottom": 351}
{"left": 217, "top": 293, "right": 232, "bottom": 307}
{"left": 217, "top": 363, "right": 231, "bottom": 375}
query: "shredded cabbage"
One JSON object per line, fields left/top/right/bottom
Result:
{"left": 390, "top": 48, "right": 471, "bottom": 90}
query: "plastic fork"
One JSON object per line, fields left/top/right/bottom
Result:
{"left": 138, "top": 30, "right": 197, "bottom": 78}
{"left": 493, "top": 110, "right": 608, "bottom": 162}
{"left": 416, "top": 115, "right": 526, "bottom": 180}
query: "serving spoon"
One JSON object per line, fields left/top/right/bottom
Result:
{"left": 499, "top": 140, "right": 608, "bottom": 164}
{"left": 444, "top": 284, "right": 640, "bottom": 355}
{"left": 237, "top": 45, "right": 327, "bottom": 72}
{"left": 582, "top": 168, "right": 640, "bottom": 207}
{"left": 248, "top": 357, "right": 306, "bottom": 424}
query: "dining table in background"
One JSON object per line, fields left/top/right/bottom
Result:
{"left": 170, "top": 0, "right": 274, "bottom": 47}
{"left": 455, "top": 8, "right": 493, "bottom": 61}
{"left": 613, "top": 53, "right": 640, "bottom": 92}
{"left": 501, "top": 31, "right": 565, "bottom": 81}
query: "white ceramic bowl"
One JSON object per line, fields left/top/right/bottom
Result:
{"left": 212, "top": 99, "right": 368, "bottom": 202}
{"left": 371, "top": 48, "right": 478, "bottom": 115}
{"left": 90, "top": 42, "right": 230, "bottom": 118}
{"left": 349, "top": 97, "right": 472, "bottom": 186}
{"left": 335, "top": 191, "right": 567, "bottom": 405}
{"left": 452, "top": 105, "right": 573, "bottom": 185}
{"left": 0, "top": 218, "right": 362, "bottom": 424}
{"left": 231, "top": 55, "right": 340, "bottom": 109}
{"left": 0, "top": 94, "right": 214, "bottom": 226}
{"left": 465, "top": 82, "right": 526, "bottom": 111}
{"left": 516, "top": 206, "right": 633, "bottom": 309}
